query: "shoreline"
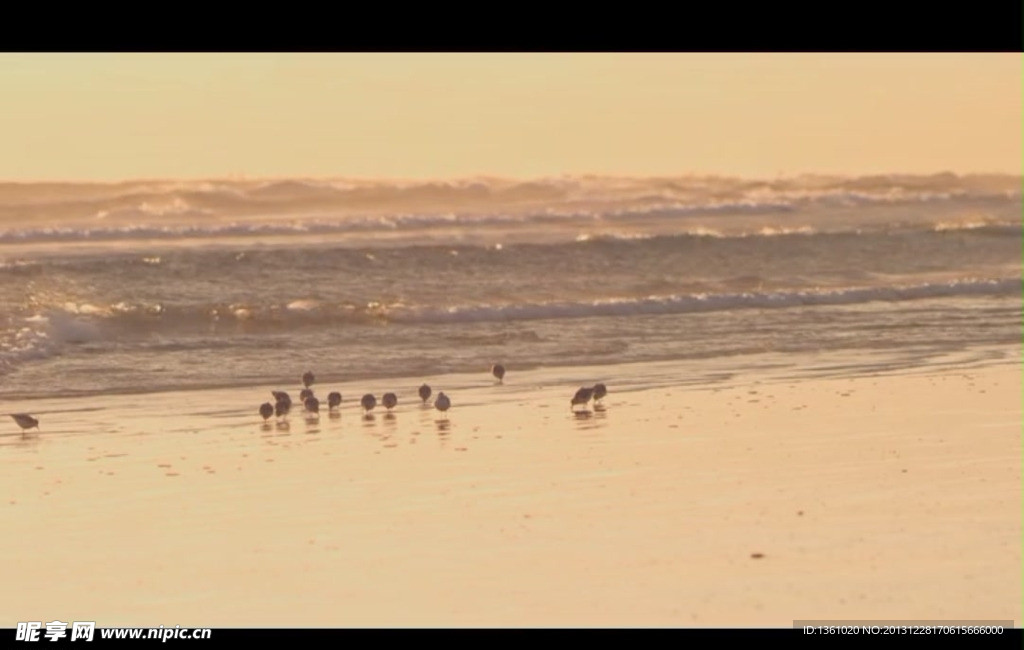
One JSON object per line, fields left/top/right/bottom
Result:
{"left": 1, "top": 349, "right": 1020, "bottom": 626}
{"left": 1, "top": 338, "right": 1017, "bottom": 407}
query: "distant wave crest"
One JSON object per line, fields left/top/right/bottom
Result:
{"left": 0, "top": 172, "right": 1019, "bottom": 246}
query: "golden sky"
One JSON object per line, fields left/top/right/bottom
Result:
{"left": 2, "top": 53, "right": 1020, "bottom": 181}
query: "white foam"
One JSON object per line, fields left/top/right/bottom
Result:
{"left": 389, "top": 278, "right": 1021, "bottom": 325}
{"left": 286, "top": 300, "right": 320, "bottom": 312}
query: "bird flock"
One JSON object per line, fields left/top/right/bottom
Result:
{"left": 256, "top": 369, "right": 458, "bottom": 426}
{"left": 7, "top": 364, "right": 610, "bottom": 435}
{"left": 255, "top": 365, "right": 606, "bottom": 425}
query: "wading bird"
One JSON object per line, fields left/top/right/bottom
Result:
{"left": 304, "top": 396, "right": 320, "bottom": 416}
{"left": 570, "top": 387, "right": 594, "bottom": 411}
{"left": 491, "top": 364, "right": 505, "bottom": 383}
{"left": 10, "top": 413, "right": 39, "bottom": 433}
{"left": 259, "top": 403, "right": 274, "bottom": 421}
{"left": 272, "top": 391, "right": 291, "bottom": 407}
{"left": 273, "top": 391, "right": 292, "bottom": 418}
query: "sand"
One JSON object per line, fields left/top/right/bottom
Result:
{"left": 1, "top": 350, "right": 1020, "bottom": 628}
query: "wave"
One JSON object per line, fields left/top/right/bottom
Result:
{"left": 1, "top": 275, "right": 1018, "bottom": 393}
{"left": 1, "top": 171, "right": 1018, "bottom": 205}
{"left": 0, "top": 212, "right": 1018, "bottom": 246}
{"left": 4, "top": 278, "right": 1016, "bottom": 339}
{"left": 0, "top": 173, "right": 1018, "bottom": 243}
{"left": 390, "top": 278, "right": 1022, "bottom": 324}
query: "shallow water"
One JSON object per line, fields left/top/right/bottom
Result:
{"left": 1, "top": 173, "right": 1020, "bottom": 399}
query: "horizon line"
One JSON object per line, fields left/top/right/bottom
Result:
{"left": 1, "top": 169, "right": 1021, "bottom": 186}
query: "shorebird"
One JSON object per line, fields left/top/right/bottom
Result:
{"left": 304, "top": 396, "right": 320, "bottom": 416}
{"left": 382, "top": 392, "right": 398, "bottom": 411}
{"left": 418, "top": 383, "right": 432, "bottom": 403}
{"left": 491, "top": 364, "right": 506, "bottom": 383}
{"left": 302, "top": 371, "right": 315, "bottom": 388}
{"left": 434, "top": 392, "right": 451, "bottom": 414}
{"left": 272, "top": 391, "right": 292, "bottom": 408}
{"left": 592, "top": 383, "right": 607, "bottom": 403}
{"left": 570, "top": 387, "right": 594, "bottom": 411}
{"left": 327, "top": 392, "right": 342, "bottom": 410}
{"left": 361, "top": 394, "right": 377, "bottom": 413}
{"left": 275, "top": 401, "right": 291, "bottom": 418}
{"left": 299, "top": 388, "right": 314, "bottom": 403}
{"left": 273, "top": 391, "right": 292, "bottom": 417}
{"left": 259, "top": 402, "right": 274, "bottom": 421}
{"left": 10, "top": 413, "right": 39, "bottom": 433}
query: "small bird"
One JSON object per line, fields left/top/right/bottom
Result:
{"left": 327, "top": 392, "right": 342, "bottom": 409}
{"left": 570, "top": 387, "right": 594, "bottom": 410}
{"left": 10, "top": 413, "right": 39, "bottom": 433}
{"left": 418, "top": 384, "right": 432, "bottom": 403}
{"left": 361, "top": 394, "right": 377, "bottom": 413}
{"left": 273, "top": 391, "right": 292, "bottom": 418}
{"left": 259, "top": 402, "right": 274, "bottom": 421}
{"left": 304, "top": 396, "right": 320, "bottom": 416}
{"left": 435, "top": 392, "right": 451, "bottom": 414}
{"left": 272, "top": 391, "right": 292, "bottom": 408}
{"left": 491, "top": 364, "right": 505, "bottom": 383}
{"left": 592, "top": 383, "right": 607, "bottom": 403}
{"left": 299, "top": 388, "right": 314, "bottom": 403}
{"left": 275, "top": 401, "right": 291, "bottom": 418}
{"left": 382, "top": 393, "right": 398, "bottom": 410}
{"left": 302, "top": 371, "right": 315, "bottom": 388}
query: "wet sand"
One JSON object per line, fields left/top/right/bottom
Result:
{"left": 1, "top": 353, "right": 1020, "bottom": 627}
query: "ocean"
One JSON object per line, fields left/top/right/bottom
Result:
{"left": 0, "top": 173, "right": 1020, "bottom": 400}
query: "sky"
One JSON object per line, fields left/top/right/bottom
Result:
{"left": 1, "top": 53, "right": 1020, "bottom": 181}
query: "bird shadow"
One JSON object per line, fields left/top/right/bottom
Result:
{"left": 0, "top": 431, "right": 40, "bottom": 448}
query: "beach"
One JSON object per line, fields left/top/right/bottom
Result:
{"left": 2, "top": 52, "right": 1021, "bottom": 632}
{"left": 2, "top": 349, "right": 1019, "bottom": 627}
